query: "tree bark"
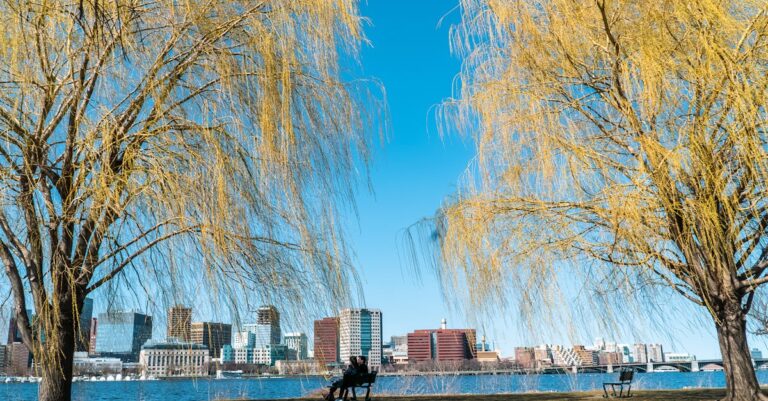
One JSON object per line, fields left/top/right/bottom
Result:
{"left": 716, "top": 297, "right": 768, "bottom": 401}
{"left": 38, "top": 304, "right": 76, "bottom": 401}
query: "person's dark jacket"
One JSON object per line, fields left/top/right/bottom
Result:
{"left": 357, "top": 362, "right": 369, "bottom": 377}
{"left": 340, "top": 360, "right": 369, "bottom": 387}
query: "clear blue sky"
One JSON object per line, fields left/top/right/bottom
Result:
{"left": 0, "top": 0, "right": 758, "bottom": 361}
{"left": 349, "top": 0, "right": 759, "bottom": 360}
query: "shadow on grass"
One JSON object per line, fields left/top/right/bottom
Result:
{"left": 274, "top": 388, "right": 733, "bottom": 401}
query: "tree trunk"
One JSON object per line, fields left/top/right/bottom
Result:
{"left": 38, "top": 305, "right": 76, "bottom": 401}
{"left": 715, "top": 298, "right": 768, "bottom": 401}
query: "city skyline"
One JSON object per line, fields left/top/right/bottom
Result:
{"left": 0, "top": 0, "right": 758, "bottom": 364}
{"left": 0, "top": 299, "right": 729, "bottom": 361}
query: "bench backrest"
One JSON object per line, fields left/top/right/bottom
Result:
{"left": 618, "top": 369, "right": 634, "bottom": 383}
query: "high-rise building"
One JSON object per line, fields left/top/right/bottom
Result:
{"left": 633, "top": 343, "right": 648, "bottom": 364}
{"left": 253, "top": 344, "right": 288, "bottom": 366}
{"left": 257, "top": 305, "right": 281, "bottom": 344}
{"left": 167, "top": 305, "right": 192, "bottom": 342}
{"left": 76, "top": 298, "right": 94, "bottom": 352}
{"left": 647, "top": 343, "right": 664, "bottom": 362}
{"left": 94, "top": 311, "right": 153, "bottom": 362}
{"left": 390, "top": 336, "right": 408, "bottom": 350}
{"left": 617, "top": 344, "right": 632, "bottom": 363}
{"left": 572, "top": 345, "right": 598, "bottom": 366}
{"left": 598, "top": 351, "right": 624, "bottom": 365}
{"left": 314, "top": 317, "right": 339, "bottom": 366}
{"left": 0, "top": 344, "right": 7, "bottom": 375}
{"left": 241, "top": 323, "right": 273, "bottom": 349}
{"left": 552, "top": 345, "right": 580, "bottom": 367}
{"left": 191, "top": 322, "right": 231, "bottom": 359}
{"left": 534, "top": 345, "right": 553, "bottom": 368}
{"left": 515, "top": 347, "right": 535, "bottom": 369}
{"left": 284, "top": 332, "right": 308, "bottom": 360}
{"left": 407, "top": 327, "right": 476, "bottom": 363}
{"left": 88, "top": 318, "right": 98, "bottom": 355}
{"left": 435, "top": 329, "right": 476, "bottom": 360}
{"left": 339, "top": 308, "right": 382, "bottom": 368}
{"left": 406, "top": 330, "right": 432, "bottom": 362}
{"left": 237, "top": 305, "right": 282, "bottom": 350}
{"left": 7, "top": 342, "right": 30, "bottom": 376}
{"left": 233, "top": 331, "right": 256, "bottom": 349}
{"left": 7, "top": 309, "right": 33, "bottom": 344}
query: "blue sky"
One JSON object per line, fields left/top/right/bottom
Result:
{"left": 0, "top": 0, "right": 756, "bottom": 361}
{"left": 348, "top": 0, "right": 751, "bottom": 359}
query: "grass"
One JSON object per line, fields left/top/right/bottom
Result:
{"left": 272, "top": 388, "right": 734, "bottom": 401}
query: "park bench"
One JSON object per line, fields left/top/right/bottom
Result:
{"left": 603, "top": 368, "right": 633, "bottom": 398}
{"left": 340, "top": 371, "right": 377, "bottom": 401}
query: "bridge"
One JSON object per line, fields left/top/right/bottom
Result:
{"left": 377, "top": 358, "right": 768, "bottom": 376}
{"left": 539, "top": 358, "right": 768, "bottom": 374}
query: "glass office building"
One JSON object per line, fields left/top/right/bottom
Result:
{"left": 339, "top": 308, "right": 382, "bottom": 368}
{"left": 94, "top": 311, "right": 153, "bottom": 362}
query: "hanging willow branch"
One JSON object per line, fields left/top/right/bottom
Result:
{"left": 0, "top": 1, "right": 377, "bottom": 399}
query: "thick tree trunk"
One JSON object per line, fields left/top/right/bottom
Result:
{"left": 38, "top": 303, "right": 77, "bottom": 401}
{"left": 715, "top": 298, "right": 768, "bottom": 401}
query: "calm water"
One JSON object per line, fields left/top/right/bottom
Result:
{"left": 3, "top": 371, "right": 768, "bottom": 401}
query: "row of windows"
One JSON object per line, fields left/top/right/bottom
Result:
{"left": 143, "top": 353, "right": 207, "bottom": 367}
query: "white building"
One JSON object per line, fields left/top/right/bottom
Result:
{"left": 242, "top": 323, "right": 275, "bottom": 348}
{"left": 232, "top": 347, "right": 253, "bottom": 364}
{"left": 633, "top": 343, "right": 648, "bottom": 363}
{"left": 551, "top": 345, "right": 580, "bottom": 367}
{"left": 284, "top": 332, "right": 309, "bottom": 360}
{"left": 339, "top": 308, "right": 382, "bottom": 368}
{"left": 73, "top": 352, "right": 123, "bottom": 375}
{"left": 233, "top": 331, "right": 255, "bottom": 349}
{"left": 647, "top": 344, "right": 664, "bottom": 362}
{"left": 617, "top": 344, "right": 633, "bottom": 363}
{"left": 139, "top": 340, "right": 210, "bottom": 377}
{"left": 664, "top": 352, "right": 695, "bottom": 362}
{"left": 253, "top": 344, "right": 288, "bottom": 366}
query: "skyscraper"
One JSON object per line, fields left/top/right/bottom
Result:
{"left": 6, "top": 342, "right": 29, "bottom": 376}
{"left": 167, "top": 305, "right": 192, "bottom": 342}
{"left": 647, "top": 343, "right": 664, "bottom": 362}
{"left": 0, "top": 345, "right": 6, "bottom": 375}
{"left": 256, "top": 305, "right": 281, "bottom": 346}
{"left": 76, "top": 298, "right": 94, "bottom": 352}
{"left": 284, "top": 332, "right": 308, "bottom": 360}
{"left": 7, "top": 309, "right": 33, "bottom": 344}
{"left": 314, "top": 317, "right": 339, "bottom": 366}
{"left": 88, "top": 318, "right": 98, "bottom": 355}
{"left": 191, "top": 322, "right": 231, "bottom": 359}
{"left": 633, "top": 343, "right": 648, "bottom": 363}
{"left": 94, "top": 311, "right": 153, "bottom": 362}
{"left": 339, "top": 308, "right": 382, "bottom": 368}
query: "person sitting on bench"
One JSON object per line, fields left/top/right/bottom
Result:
{"left": 325, "top": 356, "right": 368, "bottom": 401}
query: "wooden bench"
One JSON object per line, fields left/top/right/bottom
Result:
{"left": 341, "top": 371, "right": 377, "bottom": 401}
{"left": 603, "top": 368, "right": 633, "bottom": 398}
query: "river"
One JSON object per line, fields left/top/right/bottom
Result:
{"left": 2, "top": 371, "right": 767, "bottom": 401}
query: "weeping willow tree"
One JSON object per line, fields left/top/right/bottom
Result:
{"left": 430, "top": 1, "right": 768, "bottom": 400}
{"left": 0, "top": 1, "right": 372, "bottom": 400}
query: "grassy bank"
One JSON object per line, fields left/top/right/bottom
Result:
{"left": 272, "top": 388, "right": 735, "bottom": 401}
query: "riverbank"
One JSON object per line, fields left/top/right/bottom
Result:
{"left": 279, "top": 388, "right": 734, "bottom": 401}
